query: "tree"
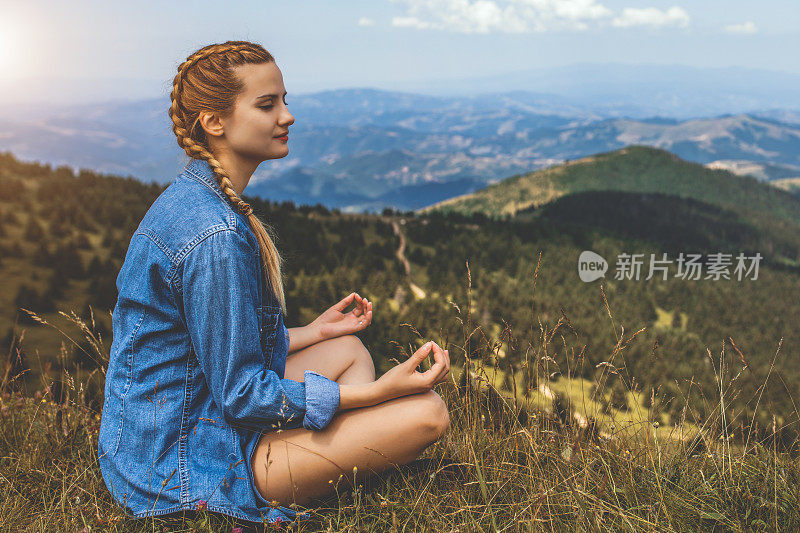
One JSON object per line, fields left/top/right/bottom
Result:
{"left": 52, "top": 242, "right": 86, "bottom": 279}
{"left": 14, "top": 284, "right": 54, "bottom": 323}
{"left": 101, "top": 229, "right": 115, "bottom": 247}
{"left": 408, "top": 245, "right": 431, "bottom": 265}
{"left": 672, "top": 309, "right": 682, "bottom": 329}
{"left": 88, "top": 274, "right": 118, "bottom": 312}
{"left": 87, "top": 255, "right": 104, "bottom": 277}
{"left": 0, "top": 176, "right": 24, "bottom": 201}
{"left": 50, "top": 220, "right": 71, "bottom": 239}
{"left": 74, "top": 232, "right": 92, "bottom": 250}
{"left": 3, "top": 241, "right": 23, "bottom": 258}
{"left": 32, "top": 242, "right": 52, "bottom": 267}
{"left": 602, "top": 381, "right": 629, "bottom": 413}
{"left": 24, "top": 218, "right": 45, "bottom": 242}
{"left": 108, "top": 238, "right": 129, "bottom": 262}
{"left": 46, "top": 268, "right": 69, "bottom": 301}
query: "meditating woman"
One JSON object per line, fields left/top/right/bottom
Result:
{"left": 97, "top": 40, "right": 451, "bottom": 526}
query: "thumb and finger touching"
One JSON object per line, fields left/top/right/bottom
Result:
{"left": 333, "top": 292, "right": 356, "bottom": 312}
{"left": 416, "top": 342, "right": 449, "bottom": 385}
{"left": 437, "top": 349, "right": 451, "bottom": 384}
{"left": 433, "top": 346, "right": 450, "bottom": 384}
{"left": 402, "top": 341, "right": 451, "bottom": 388}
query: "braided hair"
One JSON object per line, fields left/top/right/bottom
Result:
{"left": 169, "top": 41, "right": 287, "bottom": 315}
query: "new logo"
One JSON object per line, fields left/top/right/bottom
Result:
{"left": 578, "top": 251, "right": 608, "bottom": 282}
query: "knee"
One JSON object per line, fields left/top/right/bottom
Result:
{"left": 338, "top": 335, "right": 375, "bottom": 379}
{"left": 422, "top": 390, "right": 450, "bottom": 439}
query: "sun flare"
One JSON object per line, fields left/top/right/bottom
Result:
{"left": 0, "top": 23, "right": 25, "bottom": 76}
{"left": 0, "top": 31, "right": 7, "bottom": 71}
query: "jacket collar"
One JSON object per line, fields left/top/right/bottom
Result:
{"left": 183, "top": 158, "right": 226, "bottom": 199}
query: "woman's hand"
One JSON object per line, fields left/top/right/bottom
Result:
{"left": 375, "top": 341, "right": 450, "bottom": 402}
{"left": 310, "top": 292, "right": 373, "bottom": 342}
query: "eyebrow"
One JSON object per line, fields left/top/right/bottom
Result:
{"left": 256, "top": 92, "right": 287, "bottom": 100}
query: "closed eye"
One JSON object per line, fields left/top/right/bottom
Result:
{"left": 258, "top": 100, "right": 288, "bottom": 111}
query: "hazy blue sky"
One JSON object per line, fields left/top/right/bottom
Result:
{"left": 0, "top": 0, "right": 797, "bottom": 103}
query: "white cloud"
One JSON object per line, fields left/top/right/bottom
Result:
{"left": 723, "top": 21, "right": 757, "bottom": 35}
{"left": 390, "top": 0, "right": 613, "bottom": 34}
{"left": 357, "top": 17, "right": 376, "bottom": 26}
{"left": 612, "top": 6, "right": 690, "bottom": 28}
{"left": 392, "top": 15, "right": 437, "bottom": 29}
{"left": 513, "top": 0, "right": 613, "bottom": 31}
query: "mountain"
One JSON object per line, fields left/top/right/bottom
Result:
{"left": 419, "top": 145, "right": 800, "bottom": 228}
{"left": 412, "top": 63, "right": 800, "bottom": 120}
{"left": 534, "top": 114, "right": 800, "bottom": 169}
{"left": 705, "top": 160, "right": 800, "bottom": 183}
{"left": 6, "top": 63, "right": 798, "bottom": 118}
{"left": 1, "top": 88, "right": 799, "bottom": 213}
{"left": 246, "top": 149, "right": 527, "bottom": 212}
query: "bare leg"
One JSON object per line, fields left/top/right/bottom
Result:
{"left": 251, "top": 389, "right": 448, "bottom": 507}
{"left": 282, "top": 335, "right": 376, "bottom": 385}
{"left": 251, "top": 335, "right": 449, "bottom": 507}
{"left": 331, "top": 346, "right": 376, "bottom": 385}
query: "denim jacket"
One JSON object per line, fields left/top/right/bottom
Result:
{"left": 97, "top": 157, "right": 341, "bottom": 524}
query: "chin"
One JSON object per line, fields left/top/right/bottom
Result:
{"left": 264, "top": 151, "right": 288, "bottom": 161}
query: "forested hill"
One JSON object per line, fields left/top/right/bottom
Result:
{"left": 0, "top": 152, "right": 414, "bottom": 386}
{"left": 419, "top": 145, "right": 800, "bottom": 226}
{"left": 2, "top": 149, "right": 800, "bottom": 449}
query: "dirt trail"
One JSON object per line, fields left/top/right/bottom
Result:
{"left": 391, "top": 219, "right": 426, "bottom": 299}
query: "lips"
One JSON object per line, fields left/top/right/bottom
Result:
{"left": 274, "top": 132, "right": 289, "bottom": 138}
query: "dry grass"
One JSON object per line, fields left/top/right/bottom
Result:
{"left": 1, "top": 264, "right": 798, "bottom": 532}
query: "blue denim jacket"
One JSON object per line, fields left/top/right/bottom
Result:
{"left": 97, "top": 157, "right": 341, "bottom": 524}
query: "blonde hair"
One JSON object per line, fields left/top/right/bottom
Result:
{"left": 169, "top": 41, "right": 286, "bottom": 315}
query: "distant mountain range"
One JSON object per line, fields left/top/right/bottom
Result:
{"left": 1, "top": 68, "right": 799, "bottom": 213}
{"left": 4, "top": 62, "right": 798, "bottom": 116}
{"left": 413, "top": 63, "right": 800, "bottom": 119}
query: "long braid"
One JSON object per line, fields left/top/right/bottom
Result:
{"left": 169, "top": 42, "right": 286, "bottom": 315}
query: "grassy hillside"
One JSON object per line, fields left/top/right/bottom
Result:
{"left": 419, "top": 145, "right": 800, "bottom": 227}
{"left": 2, "top": 147, "right": 800, "bottom": 446}
{"left": 3, "top": 280, "right": 800, "bottom": 531}
{"left": 4, "top": 149, "right": 800, "bottom": 529}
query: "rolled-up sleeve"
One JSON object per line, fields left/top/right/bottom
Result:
{"left": 177, "top": 227, "right": 340, "bottom": 431}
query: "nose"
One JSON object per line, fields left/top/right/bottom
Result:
{"left": 280, "top": 106, "right": 294, "bottom": 128}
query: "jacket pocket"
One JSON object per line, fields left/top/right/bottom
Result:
{"left": 113, "top": 307, "right": 148, "bottom": 456}
{"left": 258, "top": 305, "right": 281, "bottom": 367}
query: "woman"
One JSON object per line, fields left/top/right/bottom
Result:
{"left": 97, "top": 41, "right": 451, "bottom": 526}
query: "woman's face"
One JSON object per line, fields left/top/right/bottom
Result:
{"left": 220, "top": 61, "right": 295, "bottom": 163}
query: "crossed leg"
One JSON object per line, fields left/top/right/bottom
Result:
{"left": 250, "top": 335, "right": 450, "bottom": 507}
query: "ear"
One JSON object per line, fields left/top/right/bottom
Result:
{"left": 198, "top": 111, "right": 225, "bottom": 138}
